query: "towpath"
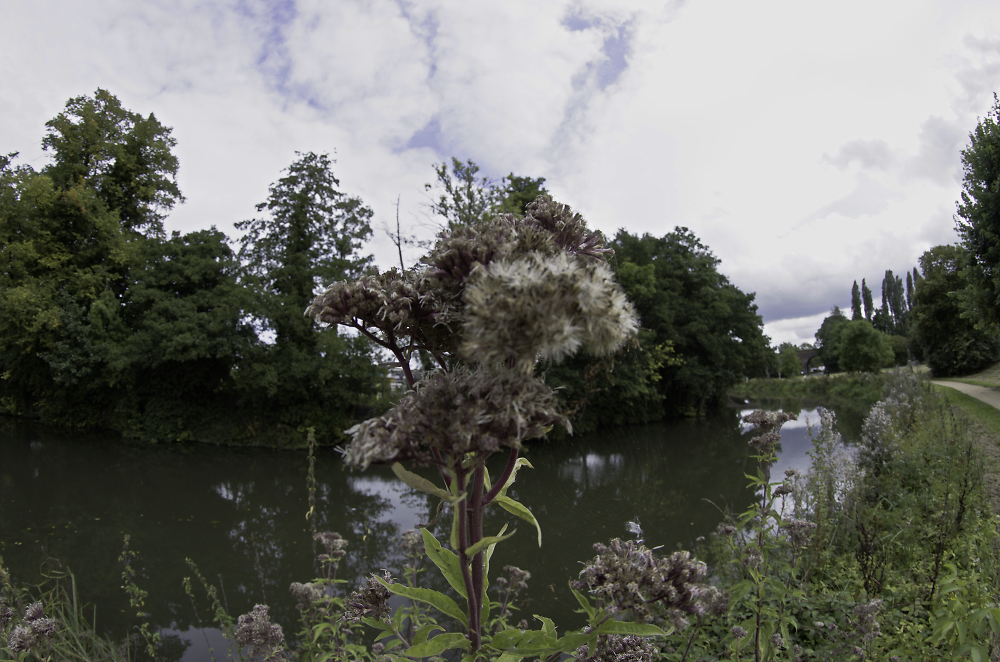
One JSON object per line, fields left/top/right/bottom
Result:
{"left": 931, "top": 380, "right": 1000, "bottom": 409}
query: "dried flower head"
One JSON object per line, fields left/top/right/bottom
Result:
{"left": 783, "top": 519, "right": 818, "bottom": 548}
{"left": 731, "top": 626, "right": 749, "bottom": 640}
{"left": 576, "top": 634, "right": 659, "bottom": 662}
{"left": 344, "top": 571, "right": 393, "bottom": 623}
{"left": 341, "top": 366, "right": 570, "bottom": 469}
{"left": 716, "top": 523, "right": 737, "bottom": 536}
{"left": 503, "top": 566, "right": 531, "bottom": 592}
{"left": 234, "top": 604, "right": 284, "bottom": 658}
{"left": 773, "top": 482, "right": 793, "bottom": 497}
{"left": 743, "top": 410, "right": 796, "bottom": 455}
{"left": 314, "top": 531, "right": 348, "bottom": 558}
{"left": 289, "top": 582, "right": 325, "bottom": 611}
{"left": 573, "top": 539, "right": 710, "bottom": 629}
{"left": 7, "top": 602, "right": 57, "bottom": 653}
{"left": 401, "top": 529, "right": 423, "bottom": 556}
{"left": 461, "top": 251, "right": 637, "bottom": 369}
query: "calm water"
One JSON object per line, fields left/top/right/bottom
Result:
{"left": 0, "top": 403, "right": 860, "bottom": 661}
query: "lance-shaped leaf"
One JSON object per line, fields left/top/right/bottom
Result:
{"left": 494, "top": 495, "right": 542, "bottom": 547}
{"left": 497, "top": 458, "right": 534, "bottom": 498}
{"left": 375, "top": 575, "right": 467, "bottom": 627}
{"left": 465, "top": 529, "right": 516, "bottom": 558}
{"left": 404, "top": 632, "right": 471, "bottom": 658}
{"left": 570, "top": 587, "right": 596, "bottom": 620}
{"left": 420, "top": 528, "right": 467, "bottom": 600}
{"left": 392, "top": 463, "right": 465, "bottom": 505}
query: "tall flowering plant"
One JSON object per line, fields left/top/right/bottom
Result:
{"left": 306, "top": 197, "right": 668, "bottom": 658}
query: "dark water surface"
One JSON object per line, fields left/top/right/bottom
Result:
{"left": 0, "top": 403, "right": 860, "bottom": 661}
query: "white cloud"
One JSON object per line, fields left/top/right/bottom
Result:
{"left": 3, "top": 0, "right": 1000, "bottom": 345}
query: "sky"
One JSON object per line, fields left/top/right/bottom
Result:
{"left": 4, "top": 0, "right": 1000, "bottom": 345}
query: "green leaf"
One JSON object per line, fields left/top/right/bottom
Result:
{"left": 496, "top": 654, "right": 524, "bottom": 662}
{"left": 392, "top": 463, "right": 465, "bottom": 504}
{"left": 594, "top": 621, "right": 667, "bottom": 637}
{"left": 498, "top": 458, "right": 534, "bottom": 497}
{"left": 465, "top": 529, "right": 516, "bottom": 558}
{"left": 420, "top": 528, "right": 467, "bottom": 600}
{"left": 484, "top": 524, "right": 508, "bottom": 586}
{"left": 375, "top": 577, "right": 467, "bottom": 627}
{"left": 535, "top": 615, "right": 557, "bottom": 638}
{"left": 361, "top": 616, "right": 394, "bottom": 632}
{"left": 412, "top": 624, "right": 443, "bottom": 646}
{"left": 570, "top": 588, "right": 596, "bottom": 620}
{"left": 450, "top": 503, "right": 461, "bottom": 552}
{"left": 491, "top": 629, "right": 560, "bottom": 655}
{"left": 555, "top": 631, "right": 597, "bottom": 652}
{"left": 404, "top": 633, "right": 471, "bottom": 657}
{"left": 494, "top": 495, "right": 542, "bottom": 547}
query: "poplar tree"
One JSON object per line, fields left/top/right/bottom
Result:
{"left": 851, "top": 281, "right": 863, "bottom": 320}
{"left": 862, "top": 279, "right": 874, "bottom": 321}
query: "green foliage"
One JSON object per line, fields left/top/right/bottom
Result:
{"left": 814, "top": 307, "right": 849, "bottom": 373}
{"left": 912, "top": 244, "right": 1000, "bottom": 377}
{"left": 851, "top": 280, "right": 863, "bottom": 320}
{"left": 777, "top": 343, "right": 802, "bottom": 378}
{"left": 862, "top": 278, "right": 874, "bottom": 321}
{"left": 839, "top": 320, "right": 894, "bottom": 372}
{"left": 957, "top": 93, "right": 1000, "bottom": 325}
{"left": 610, "top": 227, "right": 770, "bottom": 414}
{"left": 424, "top": 158, "right": 549, "bottom": 229}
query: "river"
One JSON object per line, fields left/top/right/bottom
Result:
{"left": 0, "top": 402, "right": 862, "bottom": 661}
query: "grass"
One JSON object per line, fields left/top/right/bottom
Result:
{"left": 931, "top": 382, "right": 1000, "bottom": 438}
{"left": 932, "top": 359, "right": 1000, "bottom": 388}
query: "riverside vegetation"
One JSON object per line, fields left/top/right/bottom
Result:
{"left": 5, "top": 199, "right": 1000, "bottom": 661}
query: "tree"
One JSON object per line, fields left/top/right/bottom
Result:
{"left": 235, "top": 152, "right": 380, "bottom": 439}
{"left": 839, "top": 320, "right": 894, "bottom": 373}
{"left": 957, "top": 93, "right": 1000, "bottom": 324}
{"left": 815, "top": 307, "right": 849, "bottom": 372}
{"left": 851, "top": 281, "right": 863, "bottom": 320}
{"left": 42, "top": 88, "right": 183, "bottom": 237}
{"left": 424, "top": 158, "right": 500, "bottom": 228}
{"left": 862, "top": 279, "right": 874, "bottom": 321}
{"left": 237, "top": 151, "right": 374, "bottom": 345}
{"left": 111, "top": 229, "right": 254, "bottom": 441}
{"left": 912, "top": 244, "right": 1000, "bottom": 377}
{"left": 778, "top": 343, "right": 802, "bottom": 378}
{"left": 425, "top": 158, "right": 550, "bottom": 229}
{"left": 611, "top": 228, "right": 769, "bottom": 413}
{"left": 494, "top": 174, "right": 549, "bottom": 217}
{"left": 0, "top": 91, "right": 183, "bottom": 425}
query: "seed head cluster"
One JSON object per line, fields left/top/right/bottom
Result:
{"left": 572, "top": 538, "right": 711, "bottom": 629}
{"left": 6, "top": 602, "right": 57, "bottom": 654}
{"left": 576, "top": 634, "right": 659, "bottom": 662}
{"left": 341, "top": 366, "right": 570, "bottom": 469}
{"left": 743, "top": 410, "right": 796, "bottom": 455}
{"left": 307, "top": 195, "right": 637, "bottom": 470}
{"left": 233, "top": 604, "right": 283, "bottom": 659}
{"left": 344, "top": 571, "right": 393, "bottom": 623}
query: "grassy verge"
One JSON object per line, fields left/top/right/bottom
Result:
{"left": 729, "top": 372, "right": 885, "bottom": 414}
{"left": 931, "top": 382, "right": 1000, "bottom": 438}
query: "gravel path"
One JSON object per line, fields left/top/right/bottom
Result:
{"left": 931, "top": 380, "right": 1000, "bottom": 408}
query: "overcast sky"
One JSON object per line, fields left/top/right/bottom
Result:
{"left": 4, "top": 0, "right": 1000, "bottom": 345}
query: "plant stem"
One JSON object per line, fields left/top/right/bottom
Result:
{"left": 483, "top": 448, "right": 518, "bottom": 505}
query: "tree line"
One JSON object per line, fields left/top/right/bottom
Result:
{"left": 808, "top": 94, "right": 1000, "bottom": 377}
{"left": 0, "top": 91, "right": 776, "bottom": 445}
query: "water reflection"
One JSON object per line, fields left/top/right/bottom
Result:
{"left": 0, "top": 405, "right": 860, "bottom": 661}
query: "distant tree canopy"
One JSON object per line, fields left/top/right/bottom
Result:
{"left": 609, "top": 227, "right": 769, "bottom": 414}
{"left": 0, "top": 92, "right": 380, "bottom": 444}
{"left": 424, "top": 157, "right": 549, "bottom": 227}
{"left": 815, "top": 307, "right": 850, "bottom": 373}
{"left": 911, "top": 244, "right": 1000, "bottom": 377}
{"left": 839, "top": 320, "right": 893, "bottom": 373}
